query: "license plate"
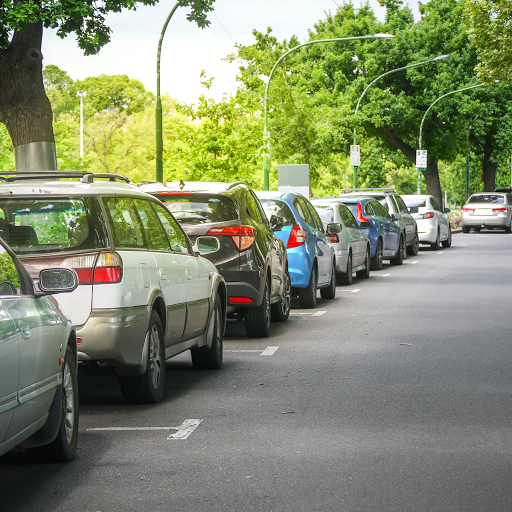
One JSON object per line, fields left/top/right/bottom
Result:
{"left": 475, "top": 209, "right": 492, "bottom": 215}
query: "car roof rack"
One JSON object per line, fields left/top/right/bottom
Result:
{"left": 0, "top": 171, "right": 132, "bottom": 184}
{"left": 340, "top": 188, "right": 395, "bottom": 194}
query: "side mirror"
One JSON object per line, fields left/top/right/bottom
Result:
{"left": 194, "top": 236, "right": 220, "bottom": 255}
{"left": 326, "top": 223, "right": 342, "bottom": 234}
{"left": 270, "top": 215, "right": 284, "bottom": 232}
{"left": 389, "top": 213, "right": 398, "bottom": 221}
{"left": 34, "top": 268, "right": 78, "bottom": 297}
{"left": 408, "top": 206, "right": 419, "bottom": 214}
{"left": 359, "top": 221, "right": 371, "bottom": 229}
{"left": 444, "top": 207, "right": 451, "bottom": 213}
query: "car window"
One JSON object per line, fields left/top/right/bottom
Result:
{"left": 304, "top": 200, "right": 324, "bottom": 232}
{"left": 259, "top": 199, "right": 296, "bottom": 226}
{"left": 403, "top": 198, "right": 427, "bottom": 208}
{"left": 364, "top": 202, "right": 376, "bottom": 216}
{"left": 0, "top": 197, "right": 109, "bottom": 254}
{"left": 373, "top": 201, "right": 389, "bottom": 218}
{"left": 389, "top": 195, "right": 401, "bottom": 214}
{"left": 395, "top": 195, "right": 409, "bottom": 214}
{"left": 468, "top": 194, "right": 505, "bottom": 204}
{"left": 244, "top": 190, "right": 263, "bottom": 223}
{"left": 339, "top": 204, "right": 358, "bottom": 228}
{"left": 103, "top": 197, "right": 146, "bottom": 249}
{"left": 151, "top": 202, "right": 191, "bottom": 255}
{"left": 0, "top": 245, "right": 22, "bottom": 295}
{"left": 313, "top": 205, "right": 334, "bottom": 224}
{"left": 430, "top": 197, "right": 442, "bottom": 212}
{"left": 293, "top": 197, "right": 313, "bottom": 226}
{"left": 341, "top": 202, "right": 358, "bottom": 219}
{"left": 134, "top": 200, "right": 170, "bottom": 251}
{"left": 155, "top": 193, "right": 239, "bottom": 225}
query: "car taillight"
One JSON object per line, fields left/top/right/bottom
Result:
{"left": 229, "top": 297, "right": 254, "bottom": 304}
{"left": 357, "top": 203, "right": 370, "bottom": 223}
{"left": 417, "top": 212, "right": 434, "bottom": 219}
{"left": 208, "top": 225, "right": 255, "bottom": 251}
{"left": 493, "top": 207, "right": 508, "bottom": 212}
{"left": 287, "top": 225, "right": 307, "bottom": 248}
{"left": 328, "top": 234, "right": 339, "bottom": 243}
{"left": 61, "top": 252, "right": 122, "bottom": 284}
{"left": 462, "top": 207, "right": 474, "bottom": 212}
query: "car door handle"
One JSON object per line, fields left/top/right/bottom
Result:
{"left": 19, "top": 320, "right": 30, "bottom": 339}
{"left": 159, "top": 269, "right": 167, "bottom": 280}
{"left": 186, "top": 270, "right": 193, "bottom": 280}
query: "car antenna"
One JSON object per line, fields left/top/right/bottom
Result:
{"left": 179, "top": 179, "right": 185, "bottom": 190}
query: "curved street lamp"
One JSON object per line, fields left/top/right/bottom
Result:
{"left": 261, "top": 33, "right": 395, "bottom": 191}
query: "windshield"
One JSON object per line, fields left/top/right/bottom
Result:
{"left": 259, "top": 199, "right": 296, "bottom": 226}
{"left": 154, "top": 194, "right": 238, "bottom": 224}
{"left": 0, "top": 197, "right": 109, "bottom": 254}
{"left": 468, "top": 194, "right": 505, "bottom": 204}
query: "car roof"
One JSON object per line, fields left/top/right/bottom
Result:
{"left": 139, "top": 181, "right": 246, "bottom": 193}
{"left": 254, "top": 190, "right": 287, "bottom": 199}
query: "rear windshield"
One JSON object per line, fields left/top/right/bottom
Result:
{"left": 259, "top": 199, "right": 296, "bottom": 226}
{"left": 313, "top": 205, "right": 334, "bottom": 223}
{"left": 468, "top": 194, "right": 505, "bottom": 204}
{"left": 154, "top": 194, "right": 238, "bottom": 224}
{"left": 0, "top": 198, "right": 109, "bottom": 254}
{"left": 403, "top": 198, "right": 427, "bottom": 208}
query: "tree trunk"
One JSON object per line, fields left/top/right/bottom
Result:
{"left": 481, "top": 143, "right": 497, "bottom": 191}
{"left": 0, "top": 19, "right": 56, "bottom": 168}
{"left": 380, "top": 127, "right": 443, "bottom": 204}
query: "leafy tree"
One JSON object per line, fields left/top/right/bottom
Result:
{"left": 0, "top": 0, "right": 216, "bottom": 168}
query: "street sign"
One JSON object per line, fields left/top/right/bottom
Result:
{"left": 350, "top": 145, "right": 360, "bottom": 167}
{"left": 416, "top": 150, "right": 427, "bottom": 169}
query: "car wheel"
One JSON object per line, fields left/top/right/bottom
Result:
{"left": 505, "top": 220, "right": 512, "bottom": 233}
{"left": 298, "top": 264, "right": 318, "bottom": 308}
{"left": 356, "top": 248, "right": 371, "bottom": 279}
{"left": 430, "top": 229, "right": 441, "bottom": 250}
{"left": 370, "top": 238, "right": 383, "bottom": 271}
{"left": 320, "top": 260, "right": 336, "bottom": 299}
{"left": 442, "top": 227, "right": 452, "bottom": 247}
{"left": 191, "top": 293, "right": 223, "bottom": 370}
{"left": 390, "top": 235, "right": 404, "bottom": 265}
{"left": 119, "top": 310, "right": 166, "bottom": 404}
{"left": 407, "top": 232, "right": 419, "bottom": 256}
{"left": 271, "top": 269, "right": 291, "bottom": 322}
{"left": 462, "top": 225, "right": 470, "bottom": 233}
{"left": 245, "top": 277, "right": 271, "bottom": 337}
{"left": 474, "top": 227, "right": 481, "bottom": 232}
{"left": 27, "top": 345, "right": 79, "bottom": 462}
{"left": 337, "top": 252, "right": 352, "bottom": 285}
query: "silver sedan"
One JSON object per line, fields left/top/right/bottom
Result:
{"left": 461, "top": 192, "right": 512, "bottom": 233}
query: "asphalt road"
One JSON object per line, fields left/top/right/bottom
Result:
{"left": 2, "top": 231, "right": 512, "bottom": 512}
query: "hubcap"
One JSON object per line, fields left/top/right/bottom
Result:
{"left": 281, "top": 273, "right": 291, "bottom": 314}
{"left": 149, "top": 325, "right": 162, "bottom": 389}
{"left": 62, "top": 362, "right": 75, "bottom": 445}
{"left": 265, "top": 283, "right": 270, "bottom": 326}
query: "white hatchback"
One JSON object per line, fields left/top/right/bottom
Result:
{"left": 0, "top": 171, "right": 227, "bottom": 404}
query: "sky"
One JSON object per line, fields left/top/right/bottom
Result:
{"left": 41, "top": 0, "right": 421, "bottom": 105}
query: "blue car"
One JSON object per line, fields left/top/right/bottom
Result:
{"left": 337, "top": 197, "right": 403, "bottom": 269}
{"left": 256, "top": 191, "right": 336, "bottom": 309}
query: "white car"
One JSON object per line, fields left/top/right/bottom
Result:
{"left": 401, "top": 194, "right": 451, "bottom": 249}
{"left": 0, "top": 171, "right": 227, "bottom": 404}
{"left": 461, "top": 192, "right": 512, "bottom": 233}
{"left": 312, "top": 200, "right": 371, "bottom": 285}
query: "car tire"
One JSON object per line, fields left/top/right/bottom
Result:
{"left": 474, "top": 227, "right": 481, "bottom": 232}
{"left": 320, "top": 261, "right": 336, "bottom": 300}
{"left": 191, "top": 294, "right": 223, "bottom": 370}
{"left": 505, "top": 220, "right": 512, "bottom": 233}
{"left": 271, "top": 269, "right": 291, "bottom": 322}
{"left": 27, "top": 345, "right": 79, "bottom": 462}
{"left": 337, "top": 252, "right": 352, "bottom": 285}
{"left": 119, "top": 310, "right": 166, "bottom": 404}
{"left": 298, "top": 265, "right": 318, "bottom": 308}
{"left": 390, "top": 235, "right": 404, "bottom": 265}
{"left": 430, "top": 229, "right": 441, "bottom": 250}
{"left": 245, "top": 277, "right": 271, "bottom": 337}
{"left": 407, "top": 232, "right": 419, "bottom": 256}
{"left": 356, "top": 248, "right": 370, "bottom": 279}
{"left": 462, "top": 225, "right": 470, "bottom": 233}
{"left": 441, "top": 227, "right": 452, "bottom": 247}
{"left": 371, "top": 239, "right": 383, "bottom": 271}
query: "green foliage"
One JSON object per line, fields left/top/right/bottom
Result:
{"left": 0, "top": 252, "right": 20, "bottom": 289}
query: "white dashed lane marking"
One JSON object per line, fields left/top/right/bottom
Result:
{"left": 225, "top": 346, "right": 279, "bottom": 356}
{"left": 411, "top": 261, "right": 418, "bottom": 264}
{"left": 290, "top": 310, "right": 327, "bottom": 316}
{"left": 351, "top": 289, "right": 361, "bottom": 293}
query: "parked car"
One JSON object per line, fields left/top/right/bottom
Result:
{"left": 0, "top": 171, "right": 227, "bottom": 405}
{"left": 314, "top": 197, "right": 402, "bottom": 270}
{"left": 140, "top": 181, "right": 290, "bottom": 335}
{"left": 402, "top": 194, "right": 452, "bottom": 248}
{"left": 255, "top": 191, "right": 336, "bottom": 308}
{"left": 0, "top": 237, "right": 79, "bottom": 461}
{"left": 311, "top": 199, "right": 372, "bottom": 283}
{"left": 340, "top": 189, "right": 419, "bottom": 257}
{"left": 461, "top": 192, "right": 512, "bottom": 233}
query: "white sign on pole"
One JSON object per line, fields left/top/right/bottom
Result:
{"left": 350, "top": 145, "right": 360, "bottom": 167}
{"left": 416, "top": 150, "right": 427, "bottom": 169}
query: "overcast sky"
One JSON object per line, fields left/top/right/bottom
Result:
{"left": 41, "top": 0, "right": 421, "bottom": 104}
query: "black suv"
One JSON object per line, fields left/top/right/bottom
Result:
{"left": 140, "top": 181, "right": 290, "bottom": 337}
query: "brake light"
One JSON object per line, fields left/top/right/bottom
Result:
{"left": 493, "top": 207, "right": 508, "bottom": 212}
{"left": 287, "top": 225, "right": 307, "bottom": 248}
{"left": 208, "top": 225, "right": 255, "bottom": 251}
{"left": 328, "top": 234, "right": 339, "bottom": 243}
{"left": 417, "top": 212, "right": 434, "bottom": 219}
{"left": 229, "top": 297, "right": 254, "bottom": 304}
{"left": 357, "top": 203, "right": 370, "bottom": 223}
{"left": 60, "top": 252, "right": 122, "bottom": 284}
{"left": 462, "top": 207, "right": 474, "bottom": 212}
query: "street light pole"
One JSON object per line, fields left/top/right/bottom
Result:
{"left": 262, "top": 33, "right": 395, "bottom": 191}
{"left": 466, "top": 115, "right": 478, "bottom": 200}
{"left": 351, "top": 54, "right": 450, "bottom": 189}
{"left": 76, "top": 90, "right": 88, "bottom": 164}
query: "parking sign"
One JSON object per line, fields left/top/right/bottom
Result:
{"left": 350, "top": 145, "right": 360, "bottom": 167}
{"left": 416, "top": 150, "right": 427, "bottom": 169}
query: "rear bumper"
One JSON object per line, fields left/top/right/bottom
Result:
{"left": 224, "top": 269, "right": 264, "bottom": 308}
{"left": 416, "top": 220, "right": 438, "bottom": 243}
{"left": 462, "top": 213, "right": 510, "bottom": 228}
{"left": 288, "top": 247, "right": 313, "bottom": 288}
{"left": 76, "top": 306, "right": 150, "bottom": 367}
